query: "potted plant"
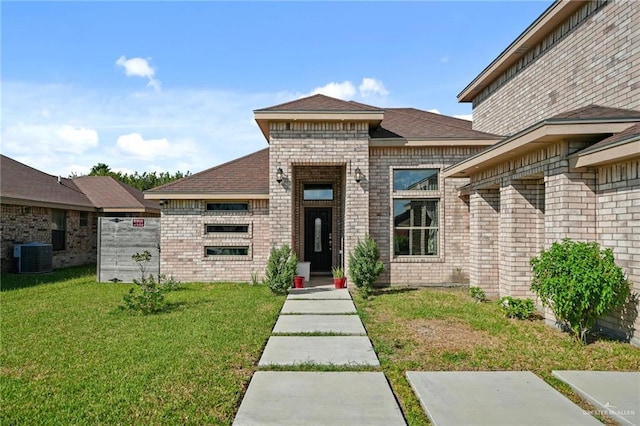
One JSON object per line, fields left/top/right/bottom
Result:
{"left": 293, "top": 275, "right": 305, "bottom": 289}
{"left": 332, "top": 266, "right": 346, "bottom": 289}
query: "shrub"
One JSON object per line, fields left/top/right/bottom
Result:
{"left": 530, "top": 239, "right": 631, "bottom": 343}
{"left": 348, "top": 235, "right": 384, "bottom": 298}
{"left": 499, "top": 296, "right": 535, "bottom": 320}
{"left": 264, "top": 244, "right": 298, "bottom": 295}
{"left": 469, "top": 287, "right": 486, "bottom": 302}
{"left": 121, "top": 251, "right": 181, "bottom": 314}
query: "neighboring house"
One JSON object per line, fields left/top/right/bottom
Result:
{"left": 147, "top": 0, "right": 639, "bottom": 343}
{"left": 0, "top": 155, "right": 160, "bottom": 272}
{"left": 442, "top": 0, "right": 639, "bottom": 344}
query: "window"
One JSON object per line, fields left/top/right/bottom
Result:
{"left": 205, "top": 224, "right": 249, "bottom": 233}
{"left": 205, "top": 246, "right": 249, "bottom": 256}
{"left": 393, "top": 199, "right": 438, "bottom": 256}
{"left": 80, "top": 212, "right": 89, "bottom": 227}
{"left": 52, "top": 210, "right": 66, "bottom": 251}
{"left": 393, "top": 169, "right": 438, "bottom": 191}
{"left": 206, "top": 202, "right": 249, "bottom": 212}
{"left": 304, "top": 184, "right": 333, "bottom": 201}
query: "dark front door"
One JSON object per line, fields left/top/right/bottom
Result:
{"left": 304, "top": 208, "right": 332, "bottom": 273}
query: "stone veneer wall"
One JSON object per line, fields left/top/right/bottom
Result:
{"left": 159, "top": 199, "right": 270, "bottom": 282}
{"left": 595, "top": 159, "right": 640, "bottom": 345}
{"left": 369, "top": 146, "right": 482, "bottom": 285}
{"left": 0, "top": 204, "right": 97, "bottom": 272}
{"left": 269, "top": 121, "right": 369, "bottom": 278}
{"left": 472, "top": 0, "right": 640, "bottom": 135}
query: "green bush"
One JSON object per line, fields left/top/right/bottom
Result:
{"left": 469, "top": 286, "right": 486, "bottom": 302}
{"left": 264, "top": 244, "right": 298, "bottom": 295}
{"left": 530, "top": 239, "right": 631, "bottom": 343}
{"left": 499, "top": 296, "right": 535, "bottom": 320}
{"left": 348, "top": 235, "right": 384, "bottom": 298}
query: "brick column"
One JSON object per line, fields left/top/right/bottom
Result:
{"left": 499, "top": 179, "right": 544, "bottom": 298}
{"left": 469, "top": 188, "right": 499, "bottom": 297}
{"left": 545, "top": 166, "right": 596, "bottom": 244}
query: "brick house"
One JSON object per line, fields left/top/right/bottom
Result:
{"left": 146, "top": 0, "right": 638, "bottom": 342}
{"left": 0, "top": 155, "right": 160, "bottom": 272}
{"left": 145, "top": 97, "right": 500, "bottom": 283}
{"left": 443, "top": 0, "right": 640, "bottom": 344}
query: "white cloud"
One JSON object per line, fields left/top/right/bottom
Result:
{"left": 454, "top": 114, "right": 473, "bottom": 121}
{"left": 3, "top": 123, "right": 98, "bottom": 155}
{"left": 116, "top": 56, "right": 161, "bottom": 91}
{"left": 115, "top": 133, "right": 171, "bottom": 160}
{"left": 359, "top": 78, "right": 389, "bottom": 98}
{"left": 427, "top": 109, "right": 441, "bottom": 114}
{"left": 310, "top": 81, "right": 356, "bottom": 100}
{"left": 440, "top": 56, "right": 449, "bottom": 63}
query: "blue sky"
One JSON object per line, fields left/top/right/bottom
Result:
{"left": 1, "top": 1, "right": 552, "bottom": 177}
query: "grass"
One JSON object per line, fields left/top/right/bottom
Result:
{"left": 354, "top": 287, "right": 640, "bottom": 426}
{"left": 1, "top": 265, "right": 285, "bottom": 425}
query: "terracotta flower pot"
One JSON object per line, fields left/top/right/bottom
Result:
{"left": 333, "top": 277, "right": 346, "bottom": 289}
{"left": 294, "top": 276, "right": 305, "bottom": 288}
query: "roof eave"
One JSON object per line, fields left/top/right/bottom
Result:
{"left": 458, "top": 0, "right": 586, "bottom": 103}
{"left": 145, "top": 192, "right": 270, "bottom": 200}
{"left": 0, "top": 197, "right": 96, "bottom": 211}
{"left": 572, "top": 138, "right": 640, "bottom": 168}
{"left": 254, "top": 110, "right": 385, "bottom": 142}
{"left": 443, "top": 120, "right": 640, "bottom": 178}
{"left": 369, "top": 137, "right": 501, "bottom": 147}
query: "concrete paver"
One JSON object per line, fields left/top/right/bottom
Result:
{"left": 233, "top": 371, "right": 406, "bottom": 426}
{"left": 259, "top": 336, "right": 379, "bottom": 366}
{"left": 406, "top": 371, "right": 600, "bottom": 426}
{"left": 280, "top": 299, "right": 356, "bottom": 314}
{"left": 287, "top": 286, "right": 351, "bottom": 300}
{"left": 273, "top": 314, "right": 366, "bottom": 335}
{"left": 553, "top": 370, "right": 640, "bottom": 426}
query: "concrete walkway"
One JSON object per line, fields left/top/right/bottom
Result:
{"left": 234, "top": 281, "right": 406, "bottom": 425}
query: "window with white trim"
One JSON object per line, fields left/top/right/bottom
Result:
{"left": 393, "top": 199, "right": 439, "bottom": 256}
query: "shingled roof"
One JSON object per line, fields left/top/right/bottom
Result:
{"left": 372, "top": 108, "right": 499, "bottom": 139}
{"left": 73, "top": 176, "right": 160, "bottom": 213}
{"left": 255, "top": 94, "right": 381, "bottom": 112}
{"left": 549, "top": 105, "right": 640, "bottom": 121}
{"left": 0, "top": 155, "right": 159, "bottom": 213}
{"left": 578, "top": 122, "right": 640, "bottom": 155}
{"left": 1, "top": 155, "right": 94, "bottom": 209}
{"left": 146, "top": 148, "right": 269, "bottom": 196}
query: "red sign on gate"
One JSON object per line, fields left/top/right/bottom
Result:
{"left": 132, "top": 219, "right": 145, "bottom": 227}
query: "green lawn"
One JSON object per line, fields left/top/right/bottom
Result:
{"left": 355, "top": 287, "right": 640, "bottom": 426}
{"left": 1, "top": 266, "right": 285, "bottom": 425}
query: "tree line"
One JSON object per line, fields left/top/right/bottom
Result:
{"left": 72, "top": 163, "right": 191, "bottom": 191}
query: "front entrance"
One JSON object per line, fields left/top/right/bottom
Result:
{"left": 304, "top": 207, "right": 332, "bottom": 273}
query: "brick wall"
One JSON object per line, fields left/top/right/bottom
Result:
{"left": 595, "top": 159, "right": 640, "bottom": 345}
{"left": 159, "top": 199, "right": 270, "bottom": 282}
{"left": 269, "top": 121, "right": 369, "bottom": 278}
{"left": 473, "top": 0, "right": 640, "bottom": 135}
{"left": 498, "top": 179, "right": 545, "bottom": 298}
{"left": 469, "top": 188, "right": 500, "bottom": 296}
{"left": 1, "top": 204, "right": 97, "bottom": 272}
{"left": 369, "top": 146, "right": 481, "bottom": 285}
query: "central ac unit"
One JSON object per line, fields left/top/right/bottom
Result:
{"left": 13, "top": 243, "right": 53, "bottom": 273}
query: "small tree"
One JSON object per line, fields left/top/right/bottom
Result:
{"left": 348, "top": 235, "right": 384, "bottom": 298}
{"left": 530, "top": 239, "right": 631, "bottom": 343}
{"left": 264, "top": 244, "right": 298, "bottom": 295}
{"left": 121, "top": 251, "right": 180, "bottom": 314}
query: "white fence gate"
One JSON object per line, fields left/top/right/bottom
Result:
{"left": 97, "top": 217, "right": 160, "bottom": 283}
